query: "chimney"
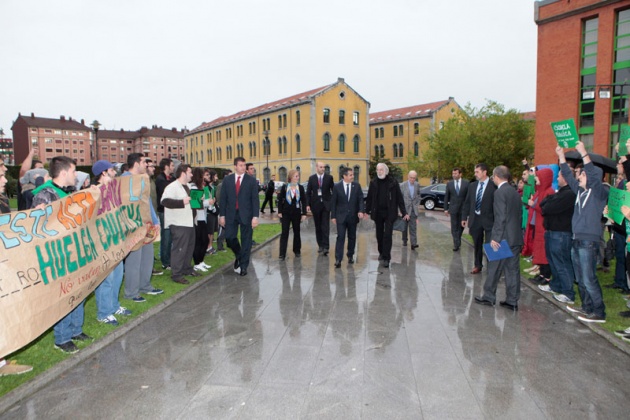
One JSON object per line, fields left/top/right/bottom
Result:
{"left": 30, "top": 112, "right": 34, "bottom": 118}
{"left": 81, "top": 119, "right": 84, "bottom": 125}
{"left": 60, "top": 115, "right": 65, "bottom": 121}
{"left": 69, "top": 116, "right": 73, "bottom": 121}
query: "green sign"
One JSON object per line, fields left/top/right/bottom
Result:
{"left": 190, "top": 189, "right": 204, "bottom": 209}
{"left": 522, "top": 174, "right": 535, "bottom": 205}
{"left": 607, "top": 187, "right": 630, "bottom": 225}
{"left": 550, "top": 118, "right": 579, "bottom": 148}
{"left": 619, "top": 124, "right": 630, "bottom": 155}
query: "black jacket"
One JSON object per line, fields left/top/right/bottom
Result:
{"left": 155, "top": 172, "right": 174, "bottom": 213}
{"left": 365, "top": 175, "right": 407, "bottom": 223}
{"left": 540, "top": 185, "right": 575, "bottom": 232}
{"left": 277, "top": 184, "right": 307, "bottom": 216}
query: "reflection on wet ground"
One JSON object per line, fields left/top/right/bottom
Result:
{"left": 3, "top": 213, "right": 630, "bottom": 419}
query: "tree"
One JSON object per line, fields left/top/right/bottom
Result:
{"left": 420, "top": 100, "right": 534, "bottom": 181}
{"left": 369, "top": 154, "right": 403, "bottom": 181}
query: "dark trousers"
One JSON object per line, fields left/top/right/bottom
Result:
{"left": 170, "top": 225, "right": 195, "bottom": 280}
{"left": 311, "top": 204, "right": 330, "bottom": 250}
{"left": 545, "top": 230, "right": 575, "bottom": 300}
{"left": 225, "top": 210, "right": 253, "bottom": 270}
{"left": 261, "top": 194, "right": 274, "bottom": 212}
{"left": 470, "top": 222, "right": 492, "bottom": 269}
{"left": 335, "top": 218, "right": 358, "bottom": 262}
{"left": 449, "top": 211, "right": 463, "bottom": 248}
{"left": 613, "top": 231, "right": 628, "bottom": 290}
{"left": 374, "top": 211, "right": 394, "bottom": 261}
{"left": 158, "top": 212, "right": 172, "bottom": 268}
{"left": 193, "top": 221, "right": 209, "bottom": 265}
{"left": 482, "top": 245, "right": 522, "bottom": 304}
{"left": 279, "top": 211, "right": 302, "bottom": 257}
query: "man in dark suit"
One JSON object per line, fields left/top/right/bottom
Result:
{"left": 475, "top": 166, "right": 524, "bottom": 310}
{"left": 330, "top": 167, "right": 365, "bottom": 268}
{"left": 219, "top": 157, "right": 260, "bottom": 276}
{"left": 260, "top": 175, "right": 276, "bottom": 213}
{"left": 444, "top": 167, "right": 469, "bottom": 251}
{"left": 462, "top": 163, "right": 496, "bottom": 274}
{"left": 306, "top": 161, "right": 334, "bottom": 255}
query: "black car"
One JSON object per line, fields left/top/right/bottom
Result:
{"left": 419, "top": 183, "right": 446, "bottom": 210}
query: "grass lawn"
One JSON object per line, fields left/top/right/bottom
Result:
{"left": 0, "top": 223, "right": 281, "bottom": 398}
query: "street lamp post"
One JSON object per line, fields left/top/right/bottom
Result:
{"left": 263, "top": 129, "right": 270, "bottom": 182}
{"left": 91, "top": 120, "right": 101, "bottom": 163}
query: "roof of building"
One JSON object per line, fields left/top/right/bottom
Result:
{"left": 13, "top": 113, "right": 89, "bottom": 130}
{"left": 138, "top": 126, "right": 185, "bottom": 138}
{"left": 369, "top": 99, "right": 455, "bottom": 124}
{"left": 98, "top": 129, "right": 139, "bottom": 140}
{"left": 190, "top": 85, "right": 330, "bottom": 134}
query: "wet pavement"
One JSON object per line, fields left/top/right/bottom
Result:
{"left": 2, "top": 212, "right": 630, "bottom": 419}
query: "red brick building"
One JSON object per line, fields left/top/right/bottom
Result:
{"left": 96, "top": 126, "right": 186, "bottom": 163}
{"left": 535, "top": 0, "right": 630, "bottom": 164}
{"left": 0, "top": 137, "right": 13, "bottom": 165}
{"left": 11, "top": 113, "right": 92, "bottom": 165}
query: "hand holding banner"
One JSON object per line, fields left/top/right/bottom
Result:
{"left": 550, "top": 119, "right": 579, "bottom": 148}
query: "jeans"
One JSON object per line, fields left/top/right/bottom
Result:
{"left": 158, "top": 212, "right": 172, "bottom": 268}
{"left": 572, "top": 239, "right": 606, "bottom": 318}
{"left": 54, "top": 301, "right": 85, "bottom": 345}
{"left": 545, "top": 231, "right": 575, "bottom": 300}
{"left": 613, "top": 231, "right": 628, "bottom": 290}
{"left": 95, "top": 262, "right": 124, "bottom": 320}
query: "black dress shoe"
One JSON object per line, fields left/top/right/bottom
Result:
{"left": 474, "top": 296, "right": 494, "bottom": 306}
{"left": 382, "top": 260, "right": 390, "bottom": 268}
{"left": 348, "top": 257, "right": 355, "bottom": 264}
{"left": 239, "top": 270, "right": 248, "bottom": 276}
{"left": 378, "top": 254, "right": 384, "bottom": 261}
{"left": 499, "top": 301, "right": 518, "bottom": 311}
{"left": 453, "top": 247, "right": 460, "bottom": 252}
{"left": 234, "top": 259, "right": 240, "bottom": 271}
{"left": 279, "top": 255, "right": 285, "bottom": 261}
{"left": 334, "top": 261, "right": 341, "bottom": 268}
{"left": 323, "top": 250, "right": 329, "bottom": 256}
{"left": 402, "top": 242, "right": 407, "bottom": 246}
{"left": 317, "top": 247, "right": 323, "bottom": 254}
{"left": 619, "top": 310, "right": 630, "bottom": 318}
{"left": 411, "top": 244, "right": 419, "bottom": 250}
{"left": 295, "top": 253, "right": 301, "bottom": 258}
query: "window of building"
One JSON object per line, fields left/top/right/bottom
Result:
{"left": 279, "top": 167, "right": 287, "bottom": 183}
{"left": 295, "top": 134, "right": 301, "bottom": 153}
{"left": 379, "top": 145, "right": 385, "bottom": 157}
{"left": 414, "top": 142, "right": 419, "bottom": 157}
{"left": 353, "top": 135, "right": 360, "bottom": 153}
{"left": 282, "top": 136, "right": 287, "bottom": 154}
{"left": 353, "top": 165, "right": 360, "bottom": 180}
{"left": 323, "top": 132, "right": 330, "bottom": 151}
{"left": 249, "top": 142, "right": 253, "bottom": 157}
{"left": 414, "top": 123, "right": 419, "bottom": 135}
{"left": 394, "top": 125, "right": 398, "bottom": 137}
{"left": 339, "top": 134, "right": 346, "bottom": 152}
{"left": 252, "top": 142, "right": 257, "bottom": 157}
{"left": 379, "top": 127, "right": 384, "bottom": 138}
{"left": 399, "top": 124, "right": 404, "bottom": 136}
{"left": 278, "top": 115, "right": 282, "bottom": 129}
{"left": 283, "top": 114, "right": 287, "bottom": 128}
{"left": 278, "top": 137, "right": 282, "bottom": 154}
{"left": 579, "top": 17, "right": 599, "bottom": 132}
{"left": 374, "top": 145, "right": 379, "bottom": 157}
{"left": 353, "top": 111, "right": 359, "bottom": 126}
{"left": 374, "top": 127, "right": 379, "bottom": 139}
{"left": 399, "top": 143, "right": 404, "bottom": 158}
{"left": 393, "top": 144, "right": 398, "bottom": 158}
{"left": 339, "top": 110, "right": 345, "bottom": 125}
{"left": 611, "top": 9, "right": 630, "bottom": 147}
{"left": 296, "top": 110, "right": 301, "bottom": 126}
{"left": 323, "top": 108, "right": 330, "bottom": 124}
{"left": 439, "top": 121, "right": 444, "bottom": 130}
{"left": 324, "top": 165, "right": 331, "bottom": 175}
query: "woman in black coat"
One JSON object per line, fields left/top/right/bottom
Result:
{"left": 278, "top": 169, "right": 307, "bottom": 260}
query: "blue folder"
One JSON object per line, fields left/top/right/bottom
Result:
{"left": 483, "top": 240, "right": 514, "bottom": 261}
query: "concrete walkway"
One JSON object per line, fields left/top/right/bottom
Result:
{"left": 2, "top": 212, "right": 630, "bottom": 419}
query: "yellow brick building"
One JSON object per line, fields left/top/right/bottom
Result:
{"left": 186, "top": 78, "right": 371, "bottom": 185}
{"left": 369, "top": 98, "right": 460, "bottom": 183}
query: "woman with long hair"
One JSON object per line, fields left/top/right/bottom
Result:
{"left": 278, "top": 169, "right": 307, "bottom": 260}
{"left": 191, "top": 167, "right": 211, "bottom": 272}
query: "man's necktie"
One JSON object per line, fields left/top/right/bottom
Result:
{"left": 318, "top": 176, "right": 322, "bottom": 188}
{"left": 455, "top": 181, "right": 459, "bottom": 195}
{"left": 236, "top": 176, "right": 241, "bottom": 210}
{"left": 475, "top": 181, "right": 484, "bottom": 212}
{"left": 346, "top": 183, "right": 350, "bottom": 201}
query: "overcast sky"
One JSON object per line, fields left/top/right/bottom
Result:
{"left": 0, "top": 0, "right": 538, "bottom": 138}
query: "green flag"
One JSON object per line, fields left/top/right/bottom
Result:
{"left": 607, "top": 187, "right": 630, "bottom": 225}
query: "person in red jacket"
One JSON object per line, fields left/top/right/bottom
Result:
{"left": 525, "top": 168, "right": 555, "bottom": 284}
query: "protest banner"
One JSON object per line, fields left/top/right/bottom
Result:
{"left": 607, "top": 187, "right": 630, "bottom": 225}
{"left": 522, "top": 174, "right": 535, "bottom": 205}
{"left": 550, "top": 118, "right": 579, "bottom": 148}
{"left": 0, "top": 175, "right": 158, "bottom": 359}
